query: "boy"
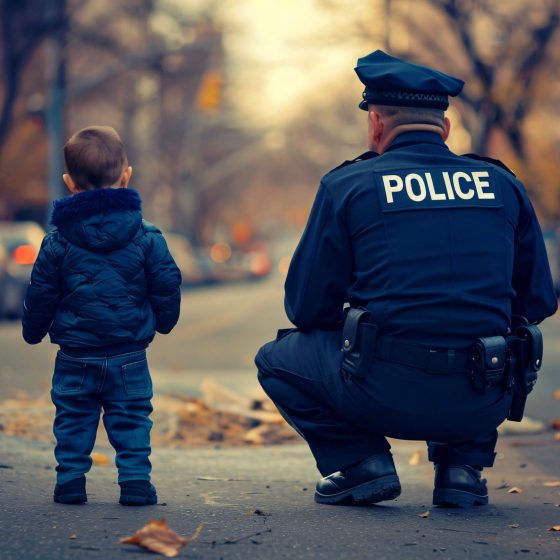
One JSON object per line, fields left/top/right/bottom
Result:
{"left": 22, "top": 126, "right": 181, "bottom": 506}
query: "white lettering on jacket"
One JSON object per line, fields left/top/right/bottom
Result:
{"left": 382, "top": 171, "right": 494, "bottom": 204}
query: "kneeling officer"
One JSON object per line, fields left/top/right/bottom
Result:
{"left": 255, "top": 50, "right": 557, "bottom": 507}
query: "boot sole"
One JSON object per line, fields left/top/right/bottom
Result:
{"left": 433, "top": 488, "right": 488, "bottom": 508}
{"left": 315, "top": 475, "right": 401, "bottom": 505}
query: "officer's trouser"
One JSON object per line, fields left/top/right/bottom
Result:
{"left": 255, "top": 329, "right": 512, "bottom": 476}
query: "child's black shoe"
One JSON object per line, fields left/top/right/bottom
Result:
{"left": 119, "top": 480, "right": 157, "bottom": 506}
{"left": 54, "top": 476, "right": 87, "bottom": 504}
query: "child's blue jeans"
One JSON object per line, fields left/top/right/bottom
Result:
{"left": 51, "top": 349, "right": 153, "bottom": 485}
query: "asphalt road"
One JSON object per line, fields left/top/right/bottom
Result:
{"left": 1, "top": 275, "right": 560, "bottom": 559}
{"left": 2, "top": 429, "right": 560, "bottom": 560}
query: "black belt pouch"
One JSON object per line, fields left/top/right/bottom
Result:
{"left": 341, "top": 308, "right": 378, "bottom": 379}
{"left": 470, "top": 336, "right": 507, "bottom": 392}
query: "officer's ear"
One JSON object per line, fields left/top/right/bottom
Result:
{"left": 368, "top": 110, "right": 384, "bottom": 143}
{"left": 442, "top": 117, "right": 451, "bottom": 141}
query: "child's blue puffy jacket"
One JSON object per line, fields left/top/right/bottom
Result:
{"left": 22, "top": 188, "right": 182, "bottom": 348}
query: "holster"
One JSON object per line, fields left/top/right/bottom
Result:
{"left": 340, "top": 308, "right": 378, "bottom": 379}
{"left": 507, "top": 323, "right": 543, "bottom": 421}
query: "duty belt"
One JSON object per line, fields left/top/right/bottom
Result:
{"left": 375, "top": 336, "right": 471, "bottom": 375}
{"left": 340, "top": 307, "right": 508, "bottom": 383}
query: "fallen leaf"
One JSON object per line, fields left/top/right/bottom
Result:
{"left": 509, "top": 524, "right": 520, "bottom": 528}
{"left": 550, "top": 419, "right": 560, "bottom": 431}
{"left": 91, "top": 452, "right": 109, "bottom": 466}
{"left": 553, "top": 389, "right": 560, "bottom": 401}
{"left": 120, "top": 519, "right": 202, "bottom": 558}
{"left": 555, "top": 433, "right": 560, "bottom": 442}
{"left": 418, "top": 511, "right": 430, "bottom": 518}
{"left": 508, "top": 487, "right": 523, "bottom": 494}
{"left": 544, "top": 482, "right": 560, "bottom": 487}
{"left": 243, "top": 423, "right": 297, "bottom": 445}
{"left": 408, "top": 451, "right": 422, "bottom": 466}
{"left": 548, "top": 525, "right": 560, "bottom": 531}
{"left": 252, "top": 509, "right": 271, "bottom": 517}
{"left": 0, "top": 384, "right": 299, "bottom": 449}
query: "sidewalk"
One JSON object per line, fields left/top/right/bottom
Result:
{"left": 1, "top": 431, "right": 559, "bottom": 559}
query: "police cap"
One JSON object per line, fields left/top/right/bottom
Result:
{"left": 355, "top": 50, "right": 464, "bottom": 111}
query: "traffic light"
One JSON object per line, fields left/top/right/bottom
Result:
{"left": 195, "top": 69, "right": 222, "bottom": 113}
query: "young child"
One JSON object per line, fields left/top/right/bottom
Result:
{"left": 22, "top": 126, "right": 181, "bottom": 506}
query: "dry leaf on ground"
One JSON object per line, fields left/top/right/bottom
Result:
{"left": 246, "top": 509, "right": 272, "bottom": 517}
{"left": 120, "top": 519, "right": 202, "bottom": 558}
{"left": 508, "top": 487, "right": 523, "bottom": 494}
{"left": 418, "top": 511, "right": 430, "bottom": 518}
{"left": 243, "top": 423, "right": 299, "bottom": 445}
{"left": 548, "top": 525, "right": 560, "bottom": 531}
{"left": 555, "top": 433, "right": 560, "bottom": 442}
{"left": 543, "top": 482, "right": 560, "bottom": 487}
{"left": 0, "top": 381, "right": 299, "bottom": 448}
{"left": 550, "top": 419, "right": 560, "bottom": 431}
{"left": 408, "top": 451, "right": 422, "bottom": 466}
{"left": 91, "top": 452, "right": 109, "bottom": 466}
{"left": 553, "top": 389, "right": 560, "bottom": 401}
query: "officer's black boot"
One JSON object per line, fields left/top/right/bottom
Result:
{"left": 314, "top": 452, "right": 401, "bottom": 505}
{"left": 432, "top": 465, "right": 488, "bottom": 507}
{"left": 53, "top": 475, "right": 87, "bottom": 504}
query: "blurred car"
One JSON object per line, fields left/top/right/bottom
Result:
{"left": 0, "top": 221, "right": 46, "bottom": 319}
{"left": 165, "top": 233, "right": 216, "bottom": 288}
{"left": 270, "top": 233, "right": 300, "bottom": 278}
{"left": 207, "top": 241, "right": 272, "bottom": 282}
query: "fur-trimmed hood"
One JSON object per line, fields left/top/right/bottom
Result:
{"left": 51, "top": 188, "right": 143, "bottom": 252}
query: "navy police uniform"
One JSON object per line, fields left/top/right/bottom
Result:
{"left": 255, "top": 51, "right": 557, "bottom": 495}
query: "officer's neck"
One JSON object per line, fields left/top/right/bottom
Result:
{"left": 378, "top": 124, "right": 446, "bottom": 153}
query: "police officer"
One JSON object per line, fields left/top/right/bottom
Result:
{"left": 255, "top": 50, "right": 558, "bottom": 508}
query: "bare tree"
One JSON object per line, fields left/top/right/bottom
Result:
{"left": 415, "top": 0, "right": 559, "bottom": 159}
{"left": 0, "top": 0, "right": 66, "bottom": 147}
{"left": 0, "top": 0, "right": 227, "bottom": 232}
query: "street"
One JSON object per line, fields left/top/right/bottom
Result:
{"left": 1, "top": 276, "right": 560, "bottom": 559}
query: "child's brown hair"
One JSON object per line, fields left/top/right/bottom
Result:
{"left": 64, "top": 126, "right": 128, "bottom": 191}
